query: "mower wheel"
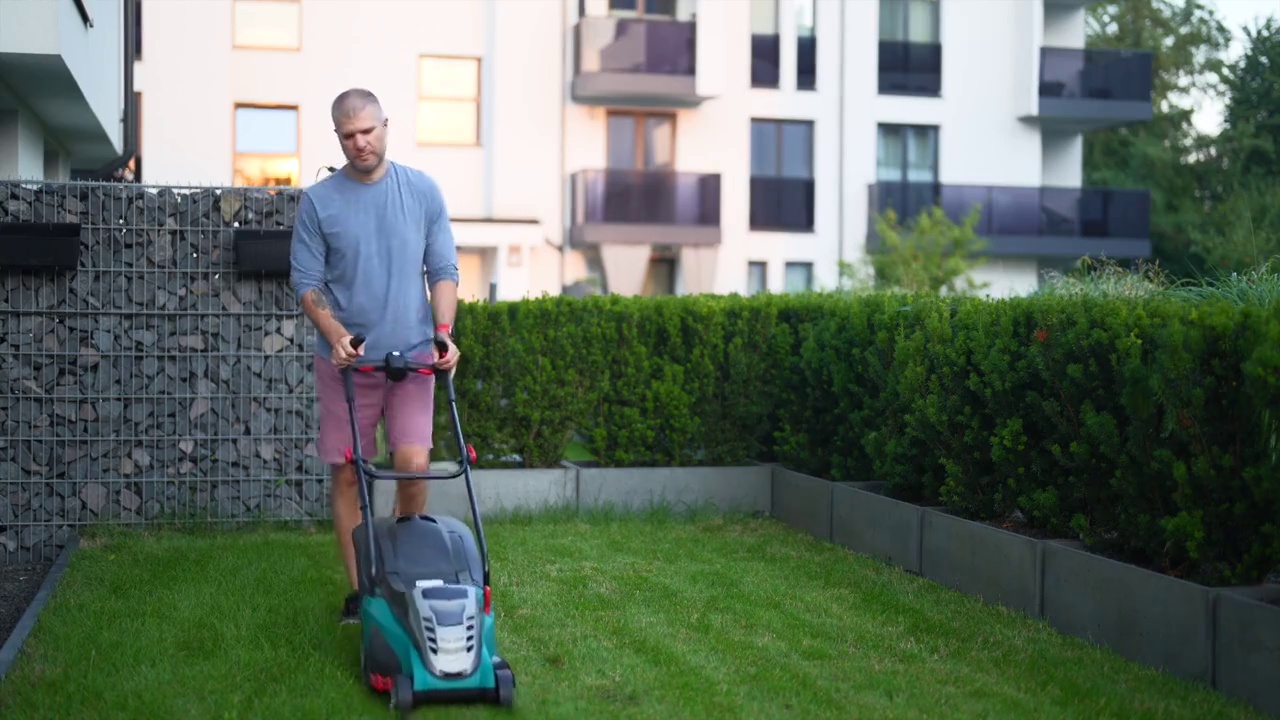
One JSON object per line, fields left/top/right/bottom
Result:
{"left": 390, "top": 675, "right": 414, "bottom": 713}
{"left": 494, "top": 659, "right": 516, "bottom": 708}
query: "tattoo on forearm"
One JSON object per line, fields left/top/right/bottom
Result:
{"left": 304, "top": 288, "right": 331, "bottom": 314}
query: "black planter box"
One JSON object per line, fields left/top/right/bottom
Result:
{"left": 0, "top": 222, "right": 81, "bottom": 271}
{"left": 232, "top": 228, "right": 292, "bottom": 275}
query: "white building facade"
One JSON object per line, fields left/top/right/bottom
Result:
{"left": 130, "top": 0, "right": 1152, "bottom": 301}
{"left": 0, "top": 0, "right": 137, "bottom": 181}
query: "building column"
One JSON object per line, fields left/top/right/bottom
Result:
{"left": 0, "top": 108, "right": 45, "bottom": 180}
{"left": 599, "top": 244, "right": 652, "bottom": 296}
{"left": 679, "top": 245, "right": 719, "bottom": 295}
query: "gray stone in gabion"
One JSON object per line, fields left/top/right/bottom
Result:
{"left": 1, "top": 181, "right": 332, "bottom": 565}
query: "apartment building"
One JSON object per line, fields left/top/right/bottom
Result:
{"left": 0, "top": 0, "right": 137, "bottom": 181}
{"left": 132, "top": 0, "right": 1152, "bottom": 300}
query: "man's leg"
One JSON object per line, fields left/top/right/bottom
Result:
{"left": 313, "top": 356, "right": 384, "bottom": 622}
{"left": 384, "top": 370, "right": 437, "bottom": 516}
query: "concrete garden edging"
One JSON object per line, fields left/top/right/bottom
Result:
{"left": 0, "top": 535, "right": 79, "bottom": 682}
{"left": 371, "top": 463, "right": 773, "bottom": 520}
{"left": 766, "top": 467, "right": 1280, "bottom": 719}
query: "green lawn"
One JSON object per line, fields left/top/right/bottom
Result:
{"left": 0, "top": 509, "right": 1265, "bottom": 720}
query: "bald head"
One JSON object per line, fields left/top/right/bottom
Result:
{"left": 331, "top": 88, "right": 384, "bottom": 126}
{"left": 330, "top": 87, "right": 390, "bottom": 178}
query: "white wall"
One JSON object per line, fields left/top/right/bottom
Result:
{"left": 0, "top": 0, "right": 124, "bottom": 169}
{"left": 838, "top": 0, "right": 1048, "bottom": 295}
{"left": 58, "top": 0, "right": 125, "bottom": 150}
{"left": 134, "top": 0, "right": 1092, "bottom": 300}
{"left": 134, "top": 0, "right": 565, "bottom": 298}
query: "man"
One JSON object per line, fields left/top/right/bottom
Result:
{"left": 290, "top": 88, "right": 461, "bottom": 624}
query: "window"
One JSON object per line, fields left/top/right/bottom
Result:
{"left": 233, "top": 105, "right": 299, "bottom": 187}
{"left": 749, "top": 119, "right": 814, "bottom": 231}
{"left": 878, "top": 0, "right": 941, "bottom": 95}
{"left": 608, "top": 0, "right": 677, "bottom": 18}
{"left": 417, "top": 56, "right": 481, "bottom": 146}
{"left": 751, "top": 0, "right": 779, "bottom": 88}
{"left": 233, "top": 0, "right": 300, "bottom": 50}
{"left": 876, "top": 124, "right": 938, "bottom": 224}
{"left": 877, "top": 124, "right": 937, "bottom": 184}
{"left": 796, "top": 0, "right": 816, "bottom": 90}
{"left": 607, "top": 111, "right": 674, "bottom": 170}
{"left": 747, "top": 262, "right": 767, "bottom": 295}
{"left": 134, "top": 0, "right": 142, "bottom": 59}
{"left": 879, "top": 0, "right": 938, "bottom": 43}
{"left": 784, "top": 262, "right": 812, "bottom": 293}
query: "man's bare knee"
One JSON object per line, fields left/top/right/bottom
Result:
{"left": 393, "top": 445, "right": 430, "bottom": 472}
{"left": 330, "top": 463, "right": 358, "bottom": 489}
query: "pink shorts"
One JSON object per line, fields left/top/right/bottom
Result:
{"left": 313, "top": 355, "right": 436, "bottom": 466}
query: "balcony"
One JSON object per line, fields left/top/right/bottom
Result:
{"left": 752, "top": 33, "right": 779, "bottom": 88}
{"left": 878, "top": 41, "right": 941, "bottom": 96}
{"left": 570, "top": 169, "right": 721, "bottom": 247}
{"left": 572, "top": 16, "right": 704, "bottom": 108}
{"left": 867, "top": 182, "right": 1151, "bottom": 259}
{"left": 750, "top": 177, "right": 815, "bottom": 232}
{"left": 1036, "top": 47, "right": 1153, "bottom": 132}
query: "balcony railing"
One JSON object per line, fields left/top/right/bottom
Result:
{"left": 1039, "top": 47, "right": 1153, "bottom": 104}
{"left": 871, "top": 182, "right": 1150, "bottom": 240}
{"left": 878, "top": 41, "right": 941, "bottom": 95}
{"left": 572, "top": 169, "right": 721, "bottom": 227}
{"left": 752, "top": 33, "right": 780, "bottom": 88}
{"left": 750, "top": 176, "right": 815, "bottom": 232}
{"left": 575, "top": 16, "right": 696, "bottom": 77}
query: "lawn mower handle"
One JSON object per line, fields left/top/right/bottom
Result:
{"left": 338, "top": 331, "right": 491, "bottom": 592}
{"left": 347, "top": 333, "right": 450, "bottom": 373}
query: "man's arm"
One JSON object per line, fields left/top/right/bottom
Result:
{"left": 423, "top": 180, "right": 461, "bottom": 335}
{"left": 291, "top": 192, "right": 348, "bottom": 345}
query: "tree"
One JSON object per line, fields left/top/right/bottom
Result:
{"left": 1189, "top": 17, "right": 1280, "bottom": 273}
{"left": 1218, "top": 16, "right": 1280, "bottom": 185}
{"left": 1083, "top": 0, "right": 1233, "bottom": 277}
{"left": 851, "top": 205, "right": 989, "bottom": 295}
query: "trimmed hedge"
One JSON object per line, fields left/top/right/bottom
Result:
{"left": 447, "top": 291, "right": 1279, "bottom": 587}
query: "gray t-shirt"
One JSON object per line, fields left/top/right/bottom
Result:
{"left": 289, "top": 160, "right": 460, "bottom": 362}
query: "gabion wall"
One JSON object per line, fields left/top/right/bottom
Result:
{"left": 1, "top": 180, "right": 330, "bottom": 564}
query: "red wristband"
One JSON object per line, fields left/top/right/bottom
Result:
{"left": 436, "top": 324, "right": 453, "bottom": 336}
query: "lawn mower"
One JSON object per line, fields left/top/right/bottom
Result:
{"left": 340, "top": 332, "right": 516, "bottom": 715}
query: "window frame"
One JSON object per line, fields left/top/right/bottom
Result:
{"left": 416, "top": 55, "right": 482, "bottom": 148}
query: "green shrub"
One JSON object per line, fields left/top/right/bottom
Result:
{"left": 445, "top": 282, "right": 1278, "bottom": 586}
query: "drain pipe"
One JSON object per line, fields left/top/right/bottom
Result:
{"left": 836, "top": 0, "right": 846, "bottom": 290}
{"left": 558, "top": 0, "right": 570, "bottom": 294}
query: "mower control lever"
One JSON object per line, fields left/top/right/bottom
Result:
{"left": 345, "top": 332, "right": 452, "bottom": 379}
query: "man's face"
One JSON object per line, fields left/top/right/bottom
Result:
{"left": 334, "top": 105, "right": 387, "bottom": 173}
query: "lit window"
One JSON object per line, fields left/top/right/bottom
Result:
{"left": 233, "top": 0, "right": 300, "bottom": 50}
{"left": 233, "top": 105, "right": 300, "bottom": 187}
{"left": 417, "top": 56, "right": 480, "bottom": 146}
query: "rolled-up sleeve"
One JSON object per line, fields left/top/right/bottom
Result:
{"left": 290, "top": 191, "right": 326, "bottom": 302}
{"left": 423, "top": 180, "right": 460, "bottom": 287}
